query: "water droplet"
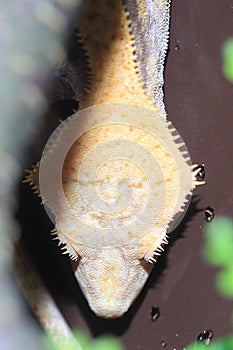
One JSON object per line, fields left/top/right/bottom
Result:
{"left": 205, "top": 207, "right": 214, "bottom": 222}
{"left": 197, "top": 164, "right": 205, "bottom": 179}
{"left": 197, "top": 329, "right": 214, "bottom": 345}
{"left": 161, "top": 340, "right": 167, "bottom": 347}
{"left": 151, "top": 306, "right": 160, "bottom": 321}
{"left": 175, "top": 43, "right": 180, "bottom": 50}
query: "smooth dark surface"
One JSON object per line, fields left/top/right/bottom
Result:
{"left": 18, "top": 1, "right": 233, "bottom": 350}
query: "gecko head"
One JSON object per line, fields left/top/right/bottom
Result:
{"left": 73, "top": 247, "right": 152, "bottom": 318}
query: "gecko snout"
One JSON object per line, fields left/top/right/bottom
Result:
{"left": 73, "top": 247, "right": 150, "bottom": 318}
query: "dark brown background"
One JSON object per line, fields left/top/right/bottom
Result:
{"left": 18, "top": 1, "right": 233, "bottom": 349}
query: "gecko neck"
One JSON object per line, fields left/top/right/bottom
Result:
{"left": 78, "top": 0, "right": 155, "bottom": 110}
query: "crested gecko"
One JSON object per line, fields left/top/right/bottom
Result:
{"left": 25, "top": 0, "right": 204, "bottom": 320}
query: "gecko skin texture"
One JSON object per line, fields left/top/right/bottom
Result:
{"left": 25, "top": 0, "right": 204, "bottom": 318}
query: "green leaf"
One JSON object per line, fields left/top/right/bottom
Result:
{"left": 216, "top": 266, "right": 233, "bottom": 298}
{"left": 222, "top": 38, "right": 233, "bottom": 82}
{"left": 43, "top": 334, "right": 57, "bottom": 350}
{"left": 42, "top": 331, "right": 88, "bottom": 350}
{"left": 202, "top": 217, "right": 233, "bottom": 266}
{"left": 73, "top": 330, "right": 91, "bottom": 350}
{"left": 89, "top": 335, "right": 124, "bottom": 350}
{"left": 210, "top": 335, "right": 233, "bottom": 350}
{"left": 187, "top": 335, "right": 233, "bottom": 350}
{"left": 187, "top": 342, "right": 209, "bottom": 350}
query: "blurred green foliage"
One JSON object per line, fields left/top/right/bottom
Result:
{"left": 222, "top": 38, "right": 233, "bottom": 82}
{"left": 43, "top": 332, "right": 124, "bottom": 350}
{"left": 89, "top": 335, "right": 124, "bottom": 350}
{"left": 187, "top": 335, "right": 233, "bottom": 350}
{"left": 203, "top": 217, "right": 233, "bottom": 298}
{"left": 187, "top": 217, "right": 233, "bottom": 350}
{"left": 202, "top": 218, "right": 233, "bottom": 267}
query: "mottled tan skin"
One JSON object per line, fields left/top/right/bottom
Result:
{"left": 78, "top": 0, "right": 155, "bottom": 110}
{"left": 25, "top": 0, "right": 204, "bottom": 319}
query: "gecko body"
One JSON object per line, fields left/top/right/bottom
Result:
{"left": 25, "top": 0, "right": 204, "bottom": 318}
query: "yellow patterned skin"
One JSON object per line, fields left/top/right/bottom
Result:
{"left": 78, "top": 0, "right": 154, "bottom": 110}
{"left": 25, "top": 0, "right": 204, "bottom": 318}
